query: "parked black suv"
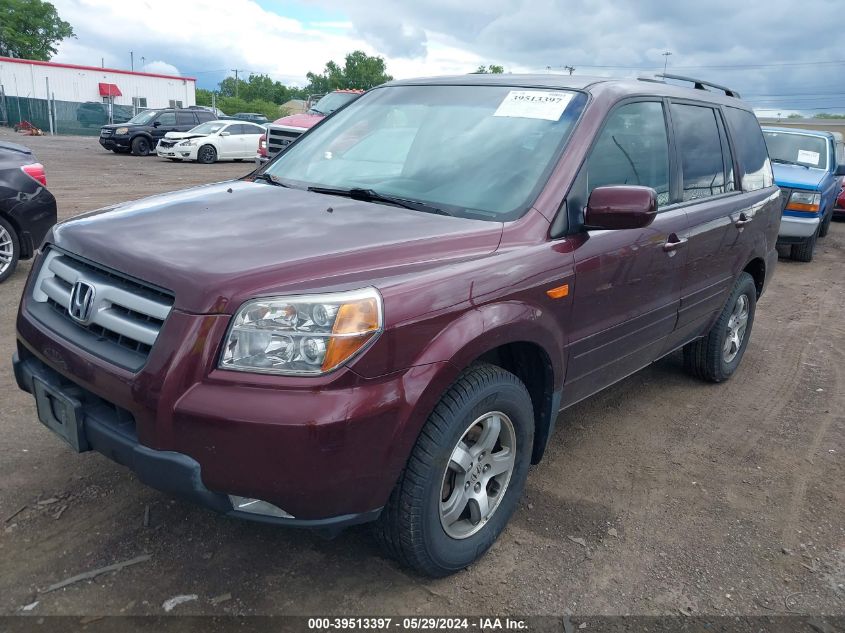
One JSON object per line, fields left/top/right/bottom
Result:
{"left": 99, "top": 109, "right": 217, "bottom": 156}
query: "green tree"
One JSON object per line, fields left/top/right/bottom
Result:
{"left": 195, "top": 88, "right": 213, "bottom": 107}
{"left": 813, "top": 112, "right": 845, "bottom": 119}
{"left": 0, "top": 0, "right": 74, "bottom": 60}
{"left": 786, "top": 113, "right": 804, "bottom": 119}
{"left": 474, "top": 64, "right": 504, "bottom": 74}
{"left": 306, "top": 51, "right": 392, "bottom": 93}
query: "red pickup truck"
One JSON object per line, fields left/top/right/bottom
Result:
{"left": 257, "top": 89, "right": 363, "bottom": 164}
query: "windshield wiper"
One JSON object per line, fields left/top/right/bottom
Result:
{"left": 252, "top": 173, "right": 291, "bottom": 187}
{"left": 771, "top": 158, "right": 809, "bottom": 169}
{"left": 307, "top": 186, "right": 452, "bottom": 216}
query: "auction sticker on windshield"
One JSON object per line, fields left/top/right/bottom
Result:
{"left": 797, "top": 149, "right": 820, "bottom": 165}
{"left": 494, "top": 90, "right": 574, "bottom": 121}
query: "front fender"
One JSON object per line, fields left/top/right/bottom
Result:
{"left": 370, "top": 301, "right": 566, "bottom": 485}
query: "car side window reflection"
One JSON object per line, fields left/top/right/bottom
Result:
{"left": 586, "top": 101, "right": 671, "bottom": 207}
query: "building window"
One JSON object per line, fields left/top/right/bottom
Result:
{"left": 133, "top": 97, "right": 148, "bottom": 108}
{"left": 169, "top": 100, "right": 183, "bottom": 109}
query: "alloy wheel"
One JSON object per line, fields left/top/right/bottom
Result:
{"left": 723, "top": 293, "right": 749, "bottom": 363}
{"left": 0, "top": 224, "right": 13, "bottom": 276}
{"left": 439, "top": 411, "right": 517, "bottom": 539}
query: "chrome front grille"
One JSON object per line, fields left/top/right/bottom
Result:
{"left": 267, "top": 127, "right": 304, "bottom": 156}
{"left": 30, "top": 249, "right": 174, "bottom": 371}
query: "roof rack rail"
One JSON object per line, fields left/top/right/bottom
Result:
{"left": 656, "top": 73, "right": 741, "bottom": 98}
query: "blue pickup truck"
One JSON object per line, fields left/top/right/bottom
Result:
{"left": 762, "top": 127, "right": 845, "bottom": 261}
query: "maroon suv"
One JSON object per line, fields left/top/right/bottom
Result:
{"left": 13, "top": 74, "right": 780, "bottom": 576}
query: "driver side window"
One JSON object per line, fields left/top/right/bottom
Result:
{"left": 586, "top": 101, "right": 670, "bottom": 207}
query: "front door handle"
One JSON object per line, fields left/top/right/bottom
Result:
{"left": 663, "top": 234, "right": 688, "bottom": 253}
{"left": 734, "top": 212, "right": 752, "bottom": 228}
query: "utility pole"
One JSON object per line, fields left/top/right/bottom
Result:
{"left": 662, "top": 51, "right": 672, "bottom": 75}
{"left": 130, "top": 51, "right": 134, "bottom": 72}
{"left": 565, "top": 65, "right": 575, "bottom": 75}
{"left": 141, "top": 56, "right": 146, "bottom": 67}
{"left": 231, "top": 69, "right": 243, "bottom": 99}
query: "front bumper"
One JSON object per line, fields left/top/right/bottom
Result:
{"left": 777, "top": 214, "right": 820, "bottom": 240}
{"left": 13, "top": 349, "right": 382, "bottom": 531}
{"left": 99, "top": 136, "right": 129, "bottom": 151}
{"left": 156, "top": 143, "right": 196, "bottom": 160}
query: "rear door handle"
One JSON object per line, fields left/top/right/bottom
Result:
{"left": 663, "top": 235, "right": 688, "bottom": 253}
{"left": 734, "top": 212, "right": 752, "bottom": 228}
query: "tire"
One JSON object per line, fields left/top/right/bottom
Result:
{"left": 818, "top": 207, "right": 832, "bottom": 238}
{"left": 0, "top": 216, "right": 21, "bottom": 284}
{"left": 374, "top": 363, "right": 534, "bottom": 577}
{"left": 790, "top": 227, "right": 818, "bottom": 262}
{"left": 683, "top": 272, "right": 756, "bottom": 383}
{"left": 197, "top": 145, "right": 217, "bottom": 164}
{"left": 130, "top": 136, "right": 151, "bottom": 156}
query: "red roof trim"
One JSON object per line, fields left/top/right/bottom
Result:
{"left": 0, "top": 56, "right": 196, "bottom": 82}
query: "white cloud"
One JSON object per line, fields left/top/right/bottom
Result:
{"left": 140, "top": 61, "right": 181, "bottom": 76}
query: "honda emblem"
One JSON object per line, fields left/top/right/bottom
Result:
{"left": 68, "top": 281, "right": 96, "bottom": 324}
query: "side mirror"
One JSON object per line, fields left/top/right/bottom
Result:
{"left": 219, "top": 131, "right": 230, "bottom": 136}
{"left": 584, "top": 186, "right": 658, "bottom": 230}
{"left": 835, "top": 164, "right": 845, "bottom": 176}
{"left": 152, "top": 121, "right": 161, "bottom": 127}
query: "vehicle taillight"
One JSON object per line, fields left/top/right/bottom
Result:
{"left": 21, "top": 162, "right": 47, "bottom": 186}
{"left": 258, "top": 134, "right": 268, "bottom": 157}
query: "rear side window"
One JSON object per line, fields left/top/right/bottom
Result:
{"left": 176, "top": 111, "right": 195, "bottom": 125}
{"left": 670, "top": 103, "right": 735, "bottom": 201}
{"left": 586, "top": 101, "right": 670, "bottom": 207}
{"left": 197, "top": 111, "right": 215, "bottom": 122}
{"left": 724, "top": 108, "right": 773, "bottom": 191}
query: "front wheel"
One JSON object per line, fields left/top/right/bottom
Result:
{"left": 0, "top": 216, "right": 21, "bottom": 283}
{"left": 130, "top": 136, "right": 150, "bottom": 156}
{"left": 683, "top": 272, "right": 756, "bottom": 383}
{"left": 374, "top": 363, "right": 534, "bottom": 577}
{"left": 197, "top": 145, "right": 217, "bottom": 164}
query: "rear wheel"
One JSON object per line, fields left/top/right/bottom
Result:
{"left": 790, "top": 227, "right": 818, "bottom": 262}
{"left": 374, "top": 363, "right": 534, "bottom": 577}
{"left": 130, "top": 136, "right": 150, "bottom": 156}
{"left": 197, "top": 145, "right": 217, "bottom": 164}
{"left": 0, "top": 216, "right": 20, "bottom": 283}
{"left": 683, "top": 272, "right": 756, "bottom": 383}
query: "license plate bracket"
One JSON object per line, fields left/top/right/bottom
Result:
{"left": 33, "top": 377, "right": 89, "bottom": 453}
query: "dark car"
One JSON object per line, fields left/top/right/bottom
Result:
{"left": 99, "top": 109, "right": 217, "bottom": 156}
{"left": 232, "top": 113, "right": 269, "bottom": 125}
{"left": 0, "top": 142, "right": 57, "bottom": 283}
{"left": 14, "top": 74, "right": 780, "bottom": 576}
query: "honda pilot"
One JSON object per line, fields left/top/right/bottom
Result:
{"left": 14, "top": 74, "right": 781, "bottom": 577}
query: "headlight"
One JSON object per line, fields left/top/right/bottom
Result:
{"left": 115, "top": 127, "right": 128, "bottom": 135}
{"left": 178, "top": 140, "right": 197, "bottom": 147}
{"left": 786, "top": 190, "right": 821, "bottom": 213}
{"left": 219, "top": 287, "right": 383, "bottom": 375}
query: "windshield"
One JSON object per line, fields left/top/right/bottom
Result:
{"left": 266, "top": 85, "right": 586, "bottom": 220}
{"left": 763, "top": 131, "right": 828, "bottom": 170}
{"left": 190, "top": 121, "right": 226, "bottom": 135}
{"left": 127, "top": 110, "right": 158, "bottom": 125}
{"left": 311, "top": 91, "right": 359, "bottom": 115}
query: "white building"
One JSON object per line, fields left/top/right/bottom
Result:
{"left": 0, "top": 56, "right": 196, "bottom": 110}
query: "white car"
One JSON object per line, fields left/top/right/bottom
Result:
{"left": 156, "top": 120, "right": 266, "bottom": 163}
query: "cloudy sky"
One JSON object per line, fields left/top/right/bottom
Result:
{"left": 51, "top": 0, "right": 844, "bottom": 115}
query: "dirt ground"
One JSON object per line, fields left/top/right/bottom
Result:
{"left": 0, "top": 129, "right": 843, "bottom": 618}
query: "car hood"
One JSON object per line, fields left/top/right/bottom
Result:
{"left": 771, "top": 163, "right": 826, "bottom": 190}
{"left": 50, "top": 181, "right": 503, "bottom": 314}
{"left": 164, "top": 131, "right": 206, "bottom": 140}
{"left": 270, "top": 112, "right": 323, "bottom": 129}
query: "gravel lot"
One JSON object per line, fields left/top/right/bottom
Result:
{"left": 0, "top": 129, "right": 843, "bottom": 618}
